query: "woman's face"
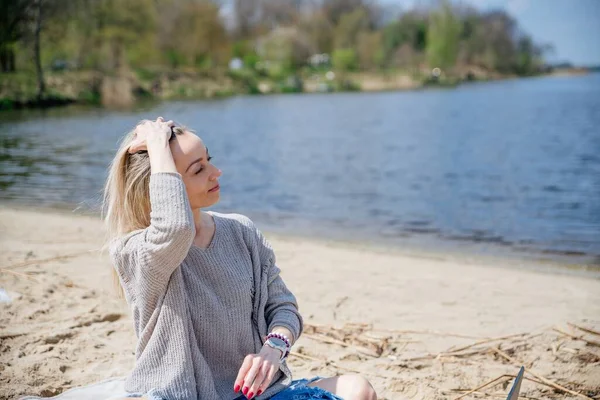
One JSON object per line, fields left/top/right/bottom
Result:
{"left": 170, "top": 131, "right": 222, "bottom": 209}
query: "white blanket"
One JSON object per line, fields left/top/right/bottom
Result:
{"left": 19, "top": 377, "right": 135, "bottom": 400}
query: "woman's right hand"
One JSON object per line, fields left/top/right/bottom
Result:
{"left": 128, "top": 117, "right": 175, "bottom": 154}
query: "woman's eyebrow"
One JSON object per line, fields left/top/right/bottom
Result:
{"left": 186, "top": 157, "right": 203, "bottom": 173}
{"left": 185, "top": 147, "right": 209, "bottom": 173}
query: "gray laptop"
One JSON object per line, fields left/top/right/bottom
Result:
{"left": 506, "top": 367, "right": 525, "bottom": 400}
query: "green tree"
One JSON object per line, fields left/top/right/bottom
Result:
{"left": 382, "top": 11, "right": 427, "bottom": 67}
{"left": 258, "top": 27, "right": 312, "bottom": 71}
{"left": 321, "top": 0, "right": 378, "bottom": 27}
{"left": 426, "top": 1, "right": 461, "bottom": 69}
{"left": 476, "top": 11, "right": 518, "bottom": 72}
{"left": 33, "top": 0, "right": 44, "bottom": 99}
{"left": 515, "top": 35, "right": 547, "bottom": 75}
{"left": 357, "top": 31, "right": 383, "bottom": 70}
{"left": 299, "top": 11, "right": 335, "bottom": 54}
{"left": 0, "top": 0, "right": 34, "bottom": 72}
{"left": 91, "top": 0, "right": 158, "bottom": 71}
{"left": 332, "top": 48, "right": 358, "bottom": 71}
{"left": 168, "top": 1, "right": 230, "bottom": 69}
{"left": 334, "top": 7, "right": 370, "bottom": 49}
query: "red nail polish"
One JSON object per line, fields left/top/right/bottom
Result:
{"left": 257, "top": 390, "right": 263, "bottom": 396}
{"left": 234, "top": 384, "right": 240, "bottom": 392}
{"left": 243, "top": 387, "right": 249, "bottom": 395}
{"left": 248, "top": 392, "right": 254, "bottom": 399}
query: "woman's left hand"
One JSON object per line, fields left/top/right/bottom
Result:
{"left": 234, "top": 346, "right": 282, "bottom": 399}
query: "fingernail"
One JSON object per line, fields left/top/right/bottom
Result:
{"left": 248, "top": 392, "right": 254, "bottom": 399}
{"left": 234, "top": 384, "right": 240, "bottom": 392}
{"left": 243, "top": 387, "right": 249, "bottom": 395}
{"left": 257, "top": 390, "right": 263, "bottom": 396}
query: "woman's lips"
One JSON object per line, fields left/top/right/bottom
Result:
{"left": 208, "top": 184, "right": 220, "bottom": 193}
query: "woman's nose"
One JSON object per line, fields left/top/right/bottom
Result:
{"left": 210, "top": 168, "right": 222, "bottom": 180}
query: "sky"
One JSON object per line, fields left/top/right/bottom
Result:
{"left": 382, "top": 0, "right": 600, "bottom": 66}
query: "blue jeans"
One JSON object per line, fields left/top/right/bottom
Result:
{"left": 117, "top": 376, "right": 343, "bottom": 400}
{"left": 234, "top": 376, "right": 343, "bottom": 400}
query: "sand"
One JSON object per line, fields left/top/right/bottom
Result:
{"left": 1, "top": 206, "right": 599, "bottom": 400}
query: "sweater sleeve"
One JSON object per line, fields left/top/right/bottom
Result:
{"left": 253, "top": 224, "right": 304, "bottom": 344}
{"left": 110, "top": 172, "right": 195, "bottom": 306}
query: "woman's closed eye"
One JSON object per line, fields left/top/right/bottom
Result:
{"left": 195, "top": 156, "right": 213, "bottom": 174}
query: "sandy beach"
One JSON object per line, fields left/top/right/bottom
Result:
{"left": 1, "top": 206, "right": 599, "bottom": 400}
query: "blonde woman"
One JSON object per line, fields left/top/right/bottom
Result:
{"left": 103, "top": 118, "right": 377, "bottom": 400}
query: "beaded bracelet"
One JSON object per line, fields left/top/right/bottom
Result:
{"left": 267, "top": 332, "right": 291, "bottom": 347}
{"left": 266, "top": 332, "right": 291, "bottom": 357}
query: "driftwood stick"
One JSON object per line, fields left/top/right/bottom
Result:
{"left": 404, "top": 341, "right": 533, "bottom": 364}
{"left": 492, "top": 347, "right": 592, "bottom": 400}
{"left": 290, "top": 351, "right": 321, "bottom": 362}
{"left": 289, "top": 351, "right": 393, "bottom": 379}
{"left": 334, "top": 296, "right": 349, "bottom": 309}
{"left": 0, "top": 332, "right": 27, "bottom": 340}
{"left": 2, "top": 250, "right": 95, "bottom": 270}
{"left": 554, "top": 328, "right": 600, "bottom": 347}
{"left": 449, "top": 332, "right": 531, "bottom": 354}
{"left": 450, "top": 388, "right": 543, "bottom": 400}
{"left": 568, "top": 323, "right": 600, "bottom": 337}
{"left": 303, "top": 333, "right": 380, "bottom": 357}
{"left": 0, "top": 268, "right": 39, "bottom": 282}
{"left": 326, "top": 361, "right": 363, "bottom": 375}
{"left": 303, "top": 333, "right": 349, "bottom": 347}
{"left": 306, "top": 323, "right": 482, "bottom": 340}
{"left": 453, "top": 374, "right": 512, "bottom": 400}
{"left": 397, "top": 348, "right": 492, "bottom": 363}
{"left": 372, "top": 328, "right": 483, "bottom": 340}
{"left": 452, "top": 374, "right": 549, "bottom": 393}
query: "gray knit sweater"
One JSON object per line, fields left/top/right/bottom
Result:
{"left": 109, "top": 173, "right": 304, "bottom": 400}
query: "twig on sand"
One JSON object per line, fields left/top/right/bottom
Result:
{"left": 304, "top": 333, "right": 349, "bottom": 348}
{"left": 452, "top": 374, "right": 554, "bottom": 400}
{"left": 492, "top": 347, "right": 593, "bottom": 400}
{"left": 397, "top": 348, "right": 492, "bottom": 364}
{"left": 305, "top": 323, "right": 481, "bottom": 340}
{"left": 0, "top": 268, "right": 39, "bottom": 282}
{"left": 290, "top": 351, "right": 393, "bottom": 379}
{"left": 303, "top": 333, "right": 380, "bottom": 357}
{"left": 332, "top": 296, "right": 348, "bottom": 321}
{"left": 453, "top": 367, "right": 593, "bottom": 400}
{"left": 395, "top": 336, "right": 531, "bottom": 365}
{"left": 568, "top": 323, "right": 600, "bottom": 337}
{"left": 290, "top": 351, "right": 321, "bottom": 362}
{"left": 334, "top": 296, "right": 348, "bottom": 309}
{"left": 453, "top": 374, "right": 513, "bottom": 400}
{"left": 372, "top": 328, "right": 483, "bottom": 340}
{"left": 448, "top": 332, "right": 532, "bottom": 354}
{"left": 450, "top": 386, "right": 543, "bottom": 400}
{"left": 2, "top": 250, "right": 96, "bottom": 271}
{"left": 554, "top": 327, "right": 600, "bottom": 347}
{"left": 0, "top": 332, "right": 26, "bottom": 340}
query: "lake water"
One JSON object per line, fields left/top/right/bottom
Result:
{"left": 1, "top": 73, "right": 599, "bottom": 267}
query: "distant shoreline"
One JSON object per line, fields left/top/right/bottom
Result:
{"left": 2, "top": 68, "right": 594, "bottom": 112}
{"left": 547, "top": 67, "right": 592, "bottom": 77}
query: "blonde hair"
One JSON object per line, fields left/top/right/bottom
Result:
{"left": 102, "top": 122, "right": 185, "bottom": 296}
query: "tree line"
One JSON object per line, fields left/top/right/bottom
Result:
{"left": 0, "top": 0, "right": 551, "bottom": 99}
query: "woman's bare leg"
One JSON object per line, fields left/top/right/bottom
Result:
{"left": 307, "top": 374, "right": 377, "bottom": 400}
